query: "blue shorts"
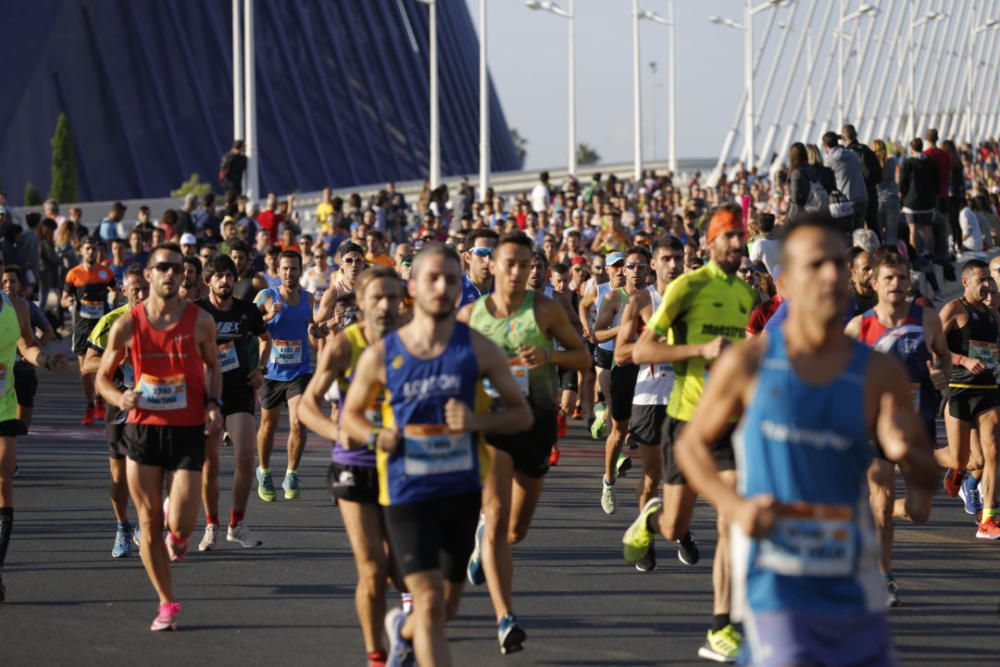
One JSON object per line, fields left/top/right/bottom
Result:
{"left": 742, "top": 610, "right": 895, "bottom": 667}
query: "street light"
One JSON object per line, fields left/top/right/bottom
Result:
{"left": 478, "top": 0, "right": 488, "bottom": 201}
{"left": 909, "top": 7, "right": 947, "bottom": 139}
{"left": 525, "top": 0, "right": 576, "bottom": 176}
{"left": 634, "top": 4, "right": 671, "bottom": 181}
{"left": 838, "top": 2, "right": 877, "bottom": 127}
{"left": 968, "top": 12, "right": 1000, "bottom": 141}
{"left": 415, "top": 0, "right": 439, "bottom": 189}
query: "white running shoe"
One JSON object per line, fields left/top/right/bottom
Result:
{"left": 227, "top": 522, "right": 263, "bottom": 548}
{"left": 198, "top": 523, "right": 220, "bottom": 551}
{"left": 601, "top": 480, "right": 616, "bottom": 515}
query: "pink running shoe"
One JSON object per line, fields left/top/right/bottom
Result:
{"left": 150, "top": 602, "right": 181, "bottom": 631}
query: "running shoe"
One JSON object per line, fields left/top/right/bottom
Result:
{"left": 556, "top": 412, "right": 567, "bottom": 439}
{"left": 81, "top": 406, "right": 95, "bottom": 426}
{"left": 959, "top": 476, "right": 983, "bottom": 516}
{"left": 615, "top": 452, "right": 632, "bottom": 479}
{"left": 497, "top": 613, "right": 526, "bottom": 655}
{"left": 198, "top": 523, "right": 219, "bottom": 552}
{"left": 943, "top": 467, "right": 965, "bottom": 497}
{"left": 132, "top": 525, "right": 142, "bottom": 548}
{"left": 571, "top": 407, "right": 583, "bottom": 420}
{"left": 401, "top": 592, "right": 413, "bottom": 615}
{"left": 227, "top": 522, "right": 263, "bottom": 548}
{"left": 976, "top": 516, "right": 1000, "bottom": 540}
{"left": 150, "top": 602, "right": 181, "bottom": 631}
{"left": 282, "top": 471, "right": 301, "bottom": 500}
{"left": 384, "top": 607, "right": 415, "bottom": 667}
{"left": 590, "top": 404, "right": 607, "bottom": 440}
{"left": 165, "top": 533, "right": 189, "bottom": 562}
{"left": 466, "top": 513, "right": 486, "bottom": 585}
{"left": 676, "top": 531, "right": 701, "bottom": 565}
{"left": 635, "top": 542, "right": 656, "bottom": 572}
{"left": 112, "top": 523, "right": 132, "bottom": 558}
{"left": 548, "top": 446, "right": 560, "bottom": 466}
{"left": 623, "top": 497, "right": 662, "bottom": 563}
{"left": 886, "top": 573, "right": 901, "bottom": 608}
{"left": 601, "top": 480, "right": 616, "bottom": 515}
{"left": 698, "top": 624, "right": 741, "bottom": 663}
{"left": 256, "top": 468, "right": 276, "bottom": 502}
{"left": 94, "top": 398, "right": 106, "bottom": 420}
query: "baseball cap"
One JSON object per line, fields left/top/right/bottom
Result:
{"left": 180, "top": 233, "right": 197, "bottom": 245}
{"left": 571, "top": 256, "right": 588, "bottom": 267}
{"left": 606, "top": 251, "right": 626, "bottom": 266}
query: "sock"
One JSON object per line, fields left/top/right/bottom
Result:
{"left": 401, "top": 592, "right": 413, "bottom": 614}
{"left": 167, "top": 531, "right": 187, "bottom": 547}
{"left": 206, "top": 514, "right": 219, "bottom": 526}
{"left": 712, "top": 613, "right": 731, "bottom": 633}
{"left": 983, "top": 507, "right": 997, "bottom": 521}
{"left": 367, "top": 650, "right": 387, "bottom": 664}
{"left": 286, "top": 468, "right": 297, "bottom": 476}
{"left": 0, "top": 507, "right": 12, "bottom": 569}
{"left": 230, "top": 509, "right": 245, "bottom": 528}
{"left": 603, "top": 478, "right": 614, "bottom": 487}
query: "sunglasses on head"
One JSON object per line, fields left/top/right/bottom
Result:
{"left": 152, "top": 262, "right": 183, "bottom": 274}
{"left": 470, "top": 246, "right": 493, "bottom": 258}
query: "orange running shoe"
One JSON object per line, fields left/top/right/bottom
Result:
{"left": 943, "top": 468, "right": 965, "bottom": 498}
{"left": 81, "top": 406, "right": 95, "bottom": 425}
{"left": 94, "top": 398, "right": 106, "bottom": 420}
{"left": 548, "top": 446, "right": 560, "bottom": 466}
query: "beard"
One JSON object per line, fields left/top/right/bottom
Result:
{"left": 212, "top": 286, "right": 233, "bottom": 300}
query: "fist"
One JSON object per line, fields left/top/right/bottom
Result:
{"left": 120, "top": 389, "right": 137, "bottom": 411}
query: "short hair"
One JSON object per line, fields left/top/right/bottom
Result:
{"left": 822, "top": 131, "right": 840, "bottom": 148}
{"left": 204, "top": 255, "right": 237, "bottom": 281}
{"left": 776, "top": 212, "right": 841, "bottom": 267}
{"left": 338, "top": 241, "right": 365, "bottom": 258}
{"left": 228, "top": 239, "right": 249, "bottom": 256}
{"left": 149, "top": 243, "right": 183, "bottom": 265}
{"left": 910, "top": 137, "right": 924, "bottom": 153}
{"left": 279, "top": 250, "right": 302, "bottom": 267}
{"left": 652, "top": 235, "right": 684, "bottom": 254}
{"left": 551, "top": 262, "right": 569, "bottom": 275}
{"left": 355, "top": 265, "right": 401, "bottom": 299}
{"left": 265, "top": 243, "right": 282, "bottom": 257}
{"left": 110, "top": 237, "right": 127, "bottom": 246}
{"left": 466, "top": 228, "right": 499, "bottom": 248}
{"left": 625, "top": 245, "right": 651, "bottom": 262}
{"left": 841, "top": 124, "right": 858, "bottom": 141}
{"left": 924, "top": 128, "right": 939, "bottom": 144}
{"left": 873, "top": 251, "right": 908, "bottom": 278}
{"left": 124, "top": 263, "right": 146, "bottom": 282}
{"left": 532, "top": 250, "right": 549, "bottom": 267}
{"left": 411, "top": 242, "right": 461, "bottom": 279}
{"left": 183, "top": 256, "right": 203, "bottom": 275}
{"left": 498, "top": 231, "right": 534, "bottom": 252}
{"left": 759, "top": 213, "right": 776, "bottom": 233}
{"left": 82, "top": 235, "right": 102, "bottom": 247}
{"left": 963, "top": 258, "right": 989, "bottom": 278}
{"left": 2, "top": 264, "right": 22, "bottom": 281}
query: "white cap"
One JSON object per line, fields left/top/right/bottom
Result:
{"left": 180, "top": 233, "right": 197, "bottom": 245}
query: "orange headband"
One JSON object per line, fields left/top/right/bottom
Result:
{"left": 706, "top": 209, "right": 743, "bottom": 244}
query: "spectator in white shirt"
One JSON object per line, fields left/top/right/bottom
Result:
{"left": 531, "top": 171, "right": 551, "bottom": 213}
{"left": 959, "top": 196, "right": 984, "bottom": 252}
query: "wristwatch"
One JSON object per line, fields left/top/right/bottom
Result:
{"left": 366, "top": 427, "right": 381, "bottom": 451}
{"left": 206, "top": 396, "right": 224, "bottom": 409}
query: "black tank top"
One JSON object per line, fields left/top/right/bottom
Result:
{"left": 234, "top": 276, "right": 255, "bottom": 302}
{"left": 947, "top": 298, "right": 999, "bottom": 386}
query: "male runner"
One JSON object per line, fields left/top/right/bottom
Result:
{"left": 180, "top": 256, "right": 205, "bottom": 301}
{"left": 195, "top": 255, "right": 268, "bottom": 550}
{"left": 845, "top": 252, "right": 947, "bottom": 605}
{"left": 546, "top": 261, "right": 586, "bottom": 464}
{"left": 939, "top": 259, "right": 1000, "bottom": 538}
{"left": 255, "top": 251, "right": 323, "bottom": 501}
{"left": 229, "top": 240, "right": 267, "bottom": 302}
{"left": 300, "top": 265, "right": 405, "bottom": 667}
{"left": 579, "top": 252, "right": 626, "bottom": 436}
{"left": 95, "top": 243, "right": 222, "bottom": 630}
{"left": 671, "top": 215, "right": 938, "bottom": 667}
{"left": 595, "top": 246, "right": 650, "bottom": 514}
{"left": 83, "top": 264, "right": 148, "bottom": 558}
{"left": 315, "top": 241, "right": 367, "bottom": 330}
{"left": 341, "top": 243, "right": 532, "bottom": 667}
{"left": 460, "top": 231, "right": 589, "bottom": 654}
{"left": 2, "top": 264, "right": 54, "bottom": 430}
{"left": 62, "top": 235, "right": 117, "bottom": 424}
{"left": 459, "top": 229, "right": 498, "bottom": 307}
{"left": 613, "top": 236, "right": 684, "bottom": 571}
{"left": 626, "top": 205, "right": 754, "bottom": 662}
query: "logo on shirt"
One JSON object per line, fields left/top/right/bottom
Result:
{"left": 401, "top": 374, "right": 461, "bottom": 401}
{"left": 391, "top": 355, "right": 405, "bottom": 369}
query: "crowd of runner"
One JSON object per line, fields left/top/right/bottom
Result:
{"left": 1, "top": 126, "right": 1000, "bottom": 666}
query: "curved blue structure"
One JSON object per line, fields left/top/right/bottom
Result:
{"left": 0, "top": 0, "right": 520, "bottom": 203}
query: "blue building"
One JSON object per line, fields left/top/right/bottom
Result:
{"left": 0, "top": 0, "right": 520, "bottom": 203}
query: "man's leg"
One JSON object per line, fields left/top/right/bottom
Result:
{"left": 109, "top": 458, "right": 129, "bottom": 525}
{"left": 0, "top": 437, "right": 16, "bottom": 584}
{"left": 167, "top": 469, "right": 203, "bottom": 545}
{"left": 257, "top": 406, "right": 280, "bottom": 470}
{"left": 596, "top": 367, "right": 610, "bottom": 406}
{"left": 126, "top": 461, "right": 173, "bottom": 604}
{"left": 603, "top": 418, "right": 628, "bottom": 485}
{"left": 228, "top": 413, "right": 257, "bottom": 521}
{"left": 867, "top": 459, "right": 896, "bottom": 574}
{"left": 201, "top": 432, "right": 220, "bottom": 524}
{"left": 944, "top": 411, "right": 972, "bottom": 472}
{"left": 508, "top": 471, "right": 544, "bottom": 546}
{"left": 286, "top": 393, "right": 308, "bottom": 471}
{"left": 712, "top": 470, "right": 738, "bottom": 622}
{"left": 482, "top": 447, "right": 514, "bottom": 621}
{"left": 401, "top": 570, "right": 451, "bottom": 667}
{"left": 78, "top": 355, "right": 95, "bottom": 404}
{"left": 340, "top": 499, "right": 390, "bottom": 655}
{"left": 656, "top": 482, "right": 697, "bottom": 541}
{"left": 974, "top": 408, "right": 1000, "bottom": 511}
{"left": 637, "top": 443, "right": 663, "bottom": 510}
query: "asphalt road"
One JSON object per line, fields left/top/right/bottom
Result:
{"left": 2, "top": 365, "right": 999, "bottom": 666}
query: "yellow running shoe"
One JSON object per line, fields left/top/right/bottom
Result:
{"left": 697, "top": 624, "right": 742, "bottom": 663}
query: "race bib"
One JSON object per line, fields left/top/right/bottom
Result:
{"left": 509, "top": 357, "right": 530, "bottom": 396}
{"left": 272, "top": 339, "right": 303, "bottom": 365}
{"left": 968, "top": 340, "right": 998, "bottom": 373}
{"left": 402, "top": 424, "right": 473, "bottom": 476}
{"left": 136, "top": 373, "right": 188, "bottom": 411}
{"left": 0, "top": 363, "right": 7, "bottom": 394}
{"left": 756, "top": 503, "right": 856, "bottom": 578}
{"left": 218, "top": 342, "right": 240, "bottom": 373}
{"left": 80, "top": 300, "right": 104, "bottom": 319}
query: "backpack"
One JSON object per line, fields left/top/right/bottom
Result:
{"left": 218, "top": 152, "right": 233, "bottom": 183}
{"left": 828, "top": 188, "right": 855, "bottom": 220}
{"left": 804, "top": 178, "right": 829, "bottom": 213}
{"left": 849, "top": 143, "right": 883, "bottom": 187}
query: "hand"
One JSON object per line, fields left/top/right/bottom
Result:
{"left": 205, "top": 406, "right": 223, "bottom": 437}
{"left": 926, "top": 360, "right": 947, "bottom": 391}
{"left": 267, "top": 299, "right": 283, "bottom": 318}
{"left": 45, "top": 353, "right": 68, "bottom": 373}
{"left": 733, "top": 494, "right": 777, "bottom": 539}
{"left": 960, "top": 355, "right": 986, "bottom": 375}
{"left": 518, "top": 345, "right": 549, "bottom": 369}
{"left": 376, "top": 427, "right": 401, "bottom": 453}
{"left": 246, "top": 369, "right": 264, "bottom": 391}
{"left": 119, "top": 389, "right": 137, "bottom": 411}
{"left": 309, "top": 323, "right": 329, "bottom": 339}
{"left": 581, "top": 326, "right": 594, "bottom": 343}
{"left": 700, "top": 336, "right": 729, "bottom": 361}
{"left": 444, "top": 398, "right": 476, "bottom": 433}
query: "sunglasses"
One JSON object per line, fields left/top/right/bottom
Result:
{"left": 737, "top": 267, "right": 753, "bottom": 274}
{"left": 340, "top": 257, "right": 364, "bottom": 265}
{"left": 624, "top": 263, "right": 648, "bottom": 271}
{"left": 152, "top": 262, "right": 183, "bottom": 274}
{"left": 470, "top": 246, "right": 493, "bottom": 258}
{"left": 592, "top": 264, "right": 605, "bottom": 271}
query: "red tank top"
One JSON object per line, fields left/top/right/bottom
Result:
{"left": 128, "top": 301, "right": 206, "bottom": 426}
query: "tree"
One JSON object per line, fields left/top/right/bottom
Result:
{"left": 49, "top": 112, "right": 78, "bottom": 204}
{"left": 170, "top": 173, "right": 212, "bottom": 199}
{"left": 24, "top": 182, "right": 42, "bottom": 207}
{"left": 509, "top": 128, "right": 527, "bottom": 167}
{"left": 576, "top": 143, "right": 600, "bottom": 166}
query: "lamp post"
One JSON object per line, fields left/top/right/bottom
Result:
{"left": 525, "top": 1, "right": 575, "bottom": 175}
{"left": 478, "top": 0, "right": 488, "bottom": 201}
{"left": 909, "top": 7, "right": 947, "bottom": 138}
{"left": 634, "top": 6, "right": 670, "bottom": 182}
{"left": 838, "top": 2, "right": 878, "bottom": 128}
{"left": 243, "top": 0, "right": 258, "bottom": 201}
{"left": 969, "top": 13, "right": 999, "bottom": 141}
{"left": 415, "top": 0, "right": 439, "bottom": 188}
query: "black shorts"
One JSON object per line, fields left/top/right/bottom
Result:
{"left": 260, "top": 374, "right": 311, "bottom": 410}
{"left": 123, "top": 423, "right": 206, "bottom": 471}
{"left": 13, "top": 361, "right": 37, "bottom": 409}
{"left": 662, "top": 417, "right": 736, "bottom": 485}
{"left": 221, "top": 379, "right": 257, "bottom": 417}
{"left": 72, "top": 319, "right": 99, "bottom": 356}
{"left": 609, "top": 364, "right": 640, "bottom": 422}
{"left": 593, "top": 346, "right": 613, "bottom": 370}
{"left": 105, "top": 405, "right": 128, "bottom": 460}
{"left": 947, "top": 387, "right": 1000, "bottom": 422}
{"left": 328, "top": 462, "right": 379, "bottom": 505}
{"left": 384, "top": 490, "right": 481, "bottom": 582}
{"left": 0, "top": 419, "right": 27, "bottom": 437}
{"left": 630, "top": 404, "right": 667, "bottom": 446}
{"left": 558, "top": 366, "right": 579, "bottom": 393}
{"left": 487, "top": 402, "right": 559, "bottom": 478}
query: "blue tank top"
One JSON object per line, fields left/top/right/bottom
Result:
{"left": 378, "top": 322, "right": 482, "bottom": 506}
{"left": 264, "top": 288, "right": 312, "bottom": 381}
{"left": 733, "top": 327, "right": 883, "bottom": 615}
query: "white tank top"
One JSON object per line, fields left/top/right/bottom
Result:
{"left": 633, "top": 285, "right": 674, "bottom": 406}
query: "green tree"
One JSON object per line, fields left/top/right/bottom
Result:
{"left": 509, "top": 128, "right": 527, "bottom": 167}
{"left": 576, "top": 143, "right": 600, "bottom": 166}
{"left": 170, "top": 173, "right": 212, "bottom": 199}
{"left": 24, "top": 182, "right": 42, "bottom": 206}
{"left": 49, "top": 112, "right": 78, "bottom": 203}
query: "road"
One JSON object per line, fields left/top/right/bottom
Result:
{"left": 2, "top": 365, "right": 999, "bottom": 665}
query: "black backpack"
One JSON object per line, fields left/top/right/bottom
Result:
{"left": 849, "top": 143, "right": 882, "bottom": 187}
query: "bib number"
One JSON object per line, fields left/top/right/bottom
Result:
{"left": 80, "top": 300, "right": 104, "bottom": 319}
{"left": 968, "top": 341, "right": 998, "bottom": 376}
{"left": 403, "top": 424, "right": 473, "bottom": 476}
{"left": 272, "top": 339, "right": 303, "bottom": 366}
{"left": 136, "top": 373, "right": 188, "bottom": 411}
{"left": 756, "top": 503, "right": 856, "bottom": 577}
{"left": 510, "top": 358, "right": 530, "bottom": 396}
{"left": 218, "top": 342, "right": 240, "bottom": 373}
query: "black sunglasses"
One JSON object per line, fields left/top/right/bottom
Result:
{"left": 152, "top": 262, "right": 183, "bottom": 274}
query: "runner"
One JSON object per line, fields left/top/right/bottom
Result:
{"left": 83, "top": 264, "right": 148, "bottom": 558}
{"left": 547, "top": 261, "right": 586, "bottom": 464}
{"left": 316, "top": 241, "right": 367, "bottom": 331}
{"left": 669, "top": 215, "right": 939, "bottom": 666}
{"left": 95, "top": 242, "right": 222, "bottom": 630}
{"left": 61, "top": 236, "right": 117, "bottom": 424}
{"left": 195, "top": 255, "right": 269, "bottom": 550}
{"left": 261, "top": 245, "right": 282, "bottom": 290}
{"left": 626, "top": 205, "right": 754, "bottom": 662}
{"left": 579, "top": 252, "right": 626, "bottom": 436}
{"left": 939, "top": 259, "right": 1000, "bottom": 538}
{"left": 613, "top": 236, "right": 684, "bottom": 571}
{"left": 595, "top": 246, "right": 650, "bottom": 514}
{"left": 228, "top": 240, "right": 267, "bottom": 302}
{"left": 459, "top": 229, "right": 498, "bottom": 307}
{"left": 460, "top": 231, "right": 589, "bottom": 654}
{"left": 179, "top": 256, "right": 205, "bottom": 301}
{"left": 254, "top": 250, "right": 323, "bottom": 502}
{"left": 2, "top": 264, "right": 54, "bottom": 430}
{"left": 340, "top": 243, "right": 532, "bottom": 667}
{"left": 845, "top": 252, "right": 947, "bottom": 605}
{"left": 300, "top": 265, "right": 406, "bottom": 667}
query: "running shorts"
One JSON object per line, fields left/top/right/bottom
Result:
{"left": 486, "top": 402, "right": 559, "bottom": 478}
{"left": 384, "top": 490, "right": 481, "bottom": 582}
{"left": 593, "top": 346, "right": 613, "bottom": 370}
{"left": 105, "top": 404, "right": 128, "bottom": 460}
{"left": 72, "top": 319, "right": 99, "bottom": 356}
{"left": 13, "top": 361, "right": 37, "bottom": 409}
{"left": 609, "top": 364, "right": 639, "bottom": 422}
{"left": 327, "top": 462, "right": 379, "bottom": 505}
{"left": 260, "top": 374, "right": 311, "bottom": 410}
{"left": 630, "top": 404, "right": 667, "bottom": 446}
{"left": 558, "top": 366, "right": 579, "bottom": 393}
{"left": 947, "top": 386, "right": 1000, "bottom": 422}
{"left": 661, "top": 417, "right": 736, "bottom": 485}
{"left": 0, "top": 419, "right": 27, "bottom": 437}
{"left": 221, "top": 380, "right": 257, "bottom": 417}
{"left": 123, "top": 423, "right": 206, "bottom": 471}
{"left": 743, "top": 610, "right": 894, "bottom": 667}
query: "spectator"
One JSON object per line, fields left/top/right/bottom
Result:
{"left": 822, "top": 131, "right": 869, "bottom": 230}
{"left": 38, "top": 218, "right": 60, "bottom": 311}
{"left": 177, "top": 194, "right": 198, "bottom": 235}
{"left": 180, "top": 232, "right": 198, "bottom": 257}
{"left": 788, "top": 142, "right": 827, "bottom": 218}
{"left": 218, "top": 139, "right": 247, "bottom": 196}
{"left": 923, "top": 128, "right": 952, "bottom": 260}
{"left": 192, "top": 192, "right": 220, "bottom": 240}
{"left": 749, "top": 212, "right": 780, "bottom": 273}
{"left": 871, "top": 139, "right": 901, "bottom": 244}
{"left": 98, "top": 201, "right": 126, "bottom": 241}
{"left": 531, "top": 171, "right": 552, "bottom": 213}
{"left": 899, "top": 137, "right": 941, "bottom": 256}
{"left": 842, "top": 124, "right": 882, "bottom": 230}
{"left": 159, "top": 209, "right": 179, "bottom": 239}
{"left": 943, "top": 139, "right": 966, "bottom": 254}
{"left": 257, "top": 193, "right": 283, "bottom": 244}
{"left": 43, "top": 199, "right": 66, "bottom": 226}
{"left": 133, "top": 205, "right": 155, "bottom": 239}
{"left": 316, "top": 187, "right": 334, "bottom": 234}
